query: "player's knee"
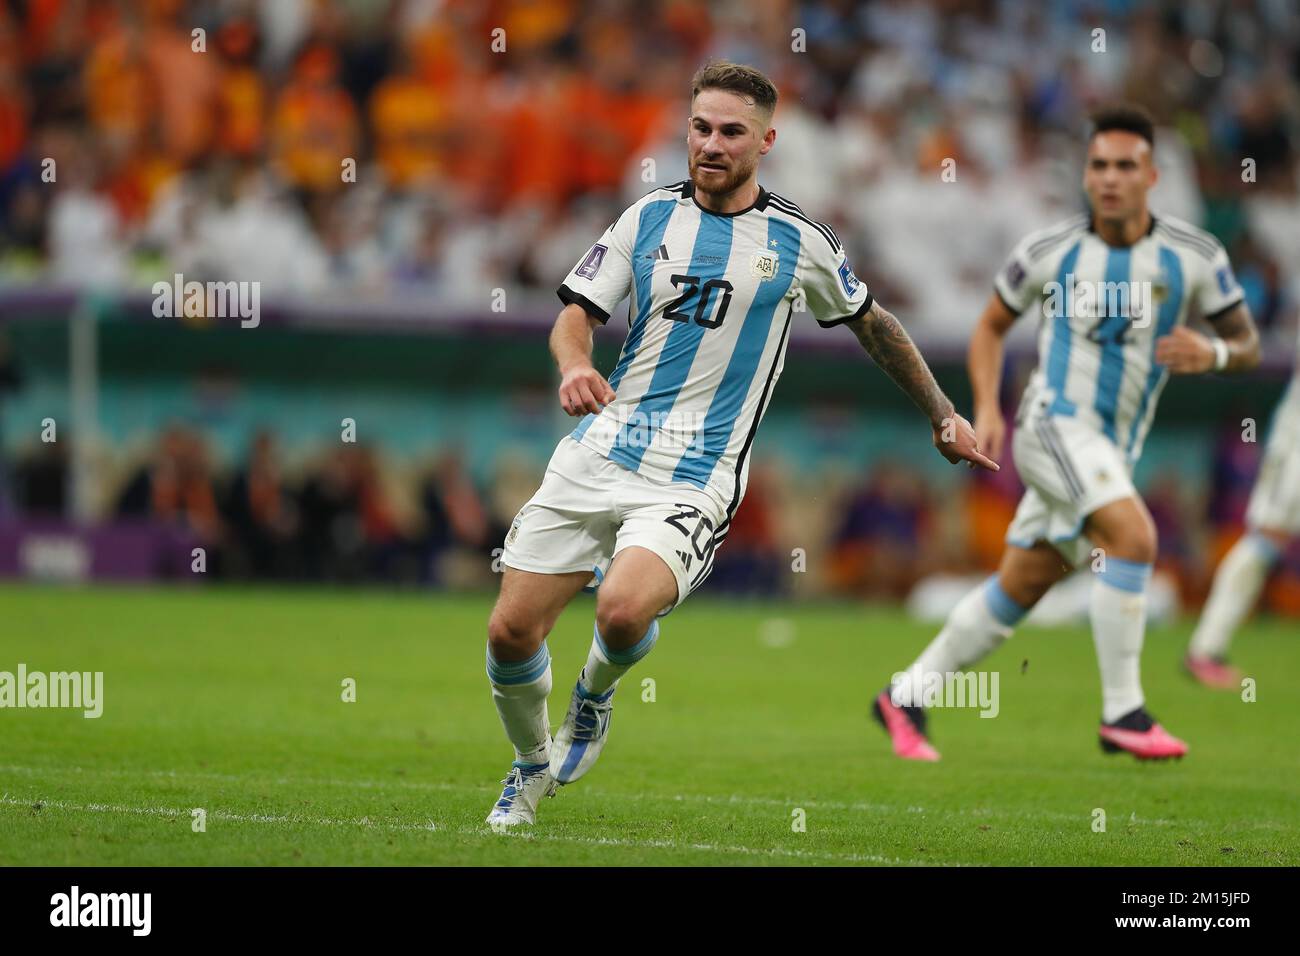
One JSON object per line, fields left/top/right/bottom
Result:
{"left": 1086, "top": 498, "right": 1159, "bottom": 565}
{"left": 486, "top": 611, "right": 545, "bottom": 661}
{"left": 1098, "top": 534, "right": 1156, "bottom": 566}
{"left": 594, "top": 598, "right": 652, "bottom": 649}
{"left": 1095, "top": 520, "right": 1157, "bottom": 565}
{"left": 1128, "top": 529, "right": 1158, "bottom": 565}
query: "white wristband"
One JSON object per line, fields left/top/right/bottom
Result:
{"left": 1211, "top": 337, "right": 1230, "bottom": 372}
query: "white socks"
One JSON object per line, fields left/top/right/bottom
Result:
{"left": 1189, "top": 533, "right": 1280, "bottom": 660}
{"left": 579, "top": 620, "right": 659, "bottom": 698}
{"left": 894, "top": 560, "right": 1157, "bottom": 725}
{"left": 486, "top": 643, "right": 552, "bottom": 765}
{"left": 486, "top": 620, "right": 662, "bottom": 763}
{"left": 1090, "top": 558, "right": 1151, "bottom": 723}
{"left": 892, "top": 576, "right": 1025, "bottom": 706}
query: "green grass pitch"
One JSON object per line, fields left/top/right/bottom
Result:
{"left": 1, "top": 583, "right": 1296, "bottom": 866}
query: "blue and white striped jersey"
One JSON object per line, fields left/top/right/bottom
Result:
{"left": 557, "top": 179, "right": 871, "bottom": 516}
{"left": 994, "top": 213, "right": 1245, "bottom": 464}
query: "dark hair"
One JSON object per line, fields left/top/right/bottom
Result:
{"left": 1089, "top": 104, "right": 1156, "bottom": 147}
{"left": 691, "top": 61, "right": 778, "bottom": 117}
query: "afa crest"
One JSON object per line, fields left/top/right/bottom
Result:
{"left": 751, "top": 252, "right": 778, "bottom": 279}
{"left": 1151, "top": 271, "right": 1170, "bottom": 303}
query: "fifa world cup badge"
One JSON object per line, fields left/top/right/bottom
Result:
{"left": 751, "top": 252, "right": 778, "bottom": 279}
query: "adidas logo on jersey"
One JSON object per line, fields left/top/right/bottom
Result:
{"left": 643, "top": 243, "right": 670, "bottom": 261}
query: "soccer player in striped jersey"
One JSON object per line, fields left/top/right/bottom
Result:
{"left": 1186, "top": 339, "right": 1300, "bottom": 688}
{"left": 484, "top": 61, "right": 996, "bottom": 828}
{"left": 875, "top": 105, "right": 1261, "bottom": 762}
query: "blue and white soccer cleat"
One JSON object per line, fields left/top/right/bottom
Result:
{"left": 485, "top": 758, "right": 557, "bottom": 830}
{"left": 549, "top": 682, "right": 616, "bottom": 785}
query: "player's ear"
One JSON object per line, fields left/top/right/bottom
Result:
{"left": 759, "top": 125, "right": 776, "bottom": 155}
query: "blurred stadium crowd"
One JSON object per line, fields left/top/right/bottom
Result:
{"left": 5, "top": 382, "right": 1300, "bottom": 614}
{"left": 1, "top": 0, "right": 1298, "bottom": 332}
{"left": 1, "top": 0, "right": 1299, "bottom": 611}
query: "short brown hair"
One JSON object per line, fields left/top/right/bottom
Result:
{"left": 691, "top": 61, "right": 778, "bottom": 118}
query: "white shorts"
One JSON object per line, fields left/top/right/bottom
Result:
{"left": 1004, "top": 413, "right": 1137, "bottom": 567}
{"left": 1246, "top": 379, "right": 1300, "bottom": 534}
{"left": 501, "top": 437, "right": 727, "bottom": 615}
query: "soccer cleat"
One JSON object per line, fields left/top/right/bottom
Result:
{"left": 485, "top": 758, "right": 557, "bottom": 830}
{"left": 550, "top": 681, "right": 616, "bottom": 784}
{"left": 872, "top": 689, "right": 940, "bottom": 762}
{"left": 1098, "top": 707, "right": 1188, "bottom": 760}
{"left": 1183, "top": 654, "right": 1243, "bottom": 691}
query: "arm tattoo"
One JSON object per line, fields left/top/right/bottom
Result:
{"left": 1208, "top": 303, "right": 1261, "bottom": 374}
{"left": 849, "top": 301, "right": 954, "bottom": 426}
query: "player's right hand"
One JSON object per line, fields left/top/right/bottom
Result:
{"left": 974, "top": 409, "right": 1007, "bottom": 463}
{"left": 558, "top": 364, "right": 616, "bottom": 416}
{"left": 934, "top": 413, "right": 1000, "bottom": 472}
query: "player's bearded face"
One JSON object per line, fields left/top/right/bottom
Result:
{"left": 687, "top": 91, "right": 769, "bottom": 197}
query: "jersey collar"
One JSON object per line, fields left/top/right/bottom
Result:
{"left": 681, "top": 180, "right": 770, "bottom": 217}
{"left": 1087, "top": 211, "right": 1159, "bottom": 246}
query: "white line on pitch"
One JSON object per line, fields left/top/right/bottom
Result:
{"left": 0, "top": 763, "right": 1290, "bottom": 832}
{"left": 0, "top": 794, "right": 438, "bottom": 832}
{"left": 0, "top": 794, "right": 949, "bottom": 866}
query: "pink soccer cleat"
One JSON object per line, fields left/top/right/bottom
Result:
{"left": 873, "top": 690, "right": 941, "bottom": 762}
{"left": 1098, "top": 708, "right": 1188, "bottom": 760}
{"left": 1183, "top": 654, "right": 1243, "bottom": 691}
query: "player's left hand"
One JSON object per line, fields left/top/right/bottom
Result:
{"left": 934, "top": 412, "right": 999, "bottom": 472}
{"left": 1154, "top": 325, "right": 1214, "bottom": 374}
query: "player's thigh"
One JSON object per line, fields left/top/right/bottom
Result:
{"left": 604, "top": 494, "right": 724, "bottom": 632}
{"left": 1084, "top": 495, "right": 1157, "bottom": 564}
{"left": 488, "top": 567, "right": 593, "bottom": 660}
{"left": 595, "top": 546, "right": 680, "bottom": 645}
{"left": 997, "top": 541, "right": 1072, "bottom": 608}
{"left": 1013, "top": 416, "right": 1143, "bottom": 562}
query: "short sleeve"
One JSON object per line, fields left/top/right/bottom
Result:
{"left": 993, "top": 235, "right": 1046, "bottom": 315}
{"left": 1194, "top": 241, "right": 1246, "bottom": 322}
{"left": 557, "top": 205, "right": 637, "bottom": 324}
{"left": 801, "top": 241, "right": 873, "bottom": 328}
